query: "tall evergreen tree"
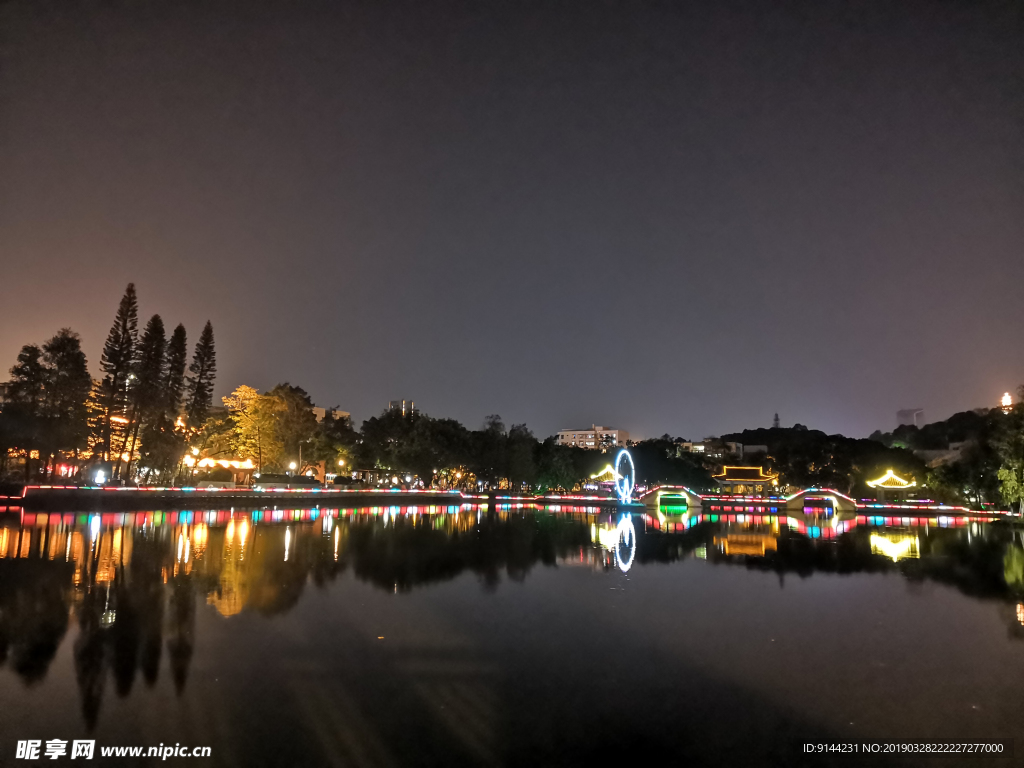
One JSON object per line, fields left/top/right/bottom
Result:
{"left": 8, "top": 345, "right": 45, "bottom": 408}
{"left": 132, "top": 316, "right": 167, "bottom": 414}
{"left": 121, "top": 315, "right": 166, "bottom": 478}
{"left": 163, "top": 324, "right": 188, "bottom": 418}
{"left": 98, "top": 284, "right": 139, "bottom": 459}
{"left": 184, "top": 321, "right": 216, "bottom": 428}
{"left": 5, "top": 345, "right": 45, "bottom": 479}
{"left": 40, "top": 329, "right": 92, "bottom": 473}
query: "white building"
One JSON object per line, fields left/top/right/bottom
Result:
{"left": 677, "top": 439, "right": 744, "bottom": 459}
{"left": 555, "top": 425, "right": 629, "bottom": 449}
{"left": 312, "top": 407, "right": 350, "bottom": 423}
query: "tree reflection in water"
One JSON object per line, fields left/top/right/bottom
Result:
{"left": 1, "top": 505, "right": 1024, "bottom": 729}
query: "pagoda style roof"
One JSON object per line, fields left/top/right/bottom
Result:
{"left": 866, "top": 469, "right": 916, "bottom": 489}
{"left": 713, "top": 466, "right": 777, "bottom": 482}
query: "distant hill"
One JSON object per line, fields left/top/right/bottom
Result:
{"left": 719, "top": 426, "right": 922, "bottom": 496}
{"left": 868, "top": 408, "right": 1005, "bottom": 451}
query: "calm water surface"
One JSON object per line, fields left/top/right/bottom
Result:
{"left": 1, "top": 504, "right": 1023, "bottom": 766}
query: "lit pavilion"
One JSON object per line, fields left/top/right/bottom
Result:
{"left": 712, "top": 466, "right": 778, "bottom": 496}
{"left": 866, "top": 469, "right": 916, "bottom": 502}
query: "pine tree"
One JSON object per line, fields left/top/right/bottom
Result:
{"left": 122, "top": 315, "right": 166, "bottom": 478}
{"left": 8, "top": 345, "right": 45, "bottom": 407}
{"left": 164, "top": 324, "right": 188, "bottom": 418}
{"left": 773, "top": 413, "right": 780, "bottom": 429}
{"left": 184, "top": 321, "right": 216, "bottom": 428}
{"left": 6, "top": 345, "right": 45, "bottom": 480}
{"left": 40, "top": 329, "right": 92, "bottom": 474}
{"left": 98, "top": 284, "right": 139, "bottom": 459}
{"left": 133, "top": 316, "right": 167, "bottom": 414}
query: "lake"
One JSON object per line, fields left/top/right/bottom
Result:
{"left": 0, "top": 504, "right": 1021, "bottom": 766}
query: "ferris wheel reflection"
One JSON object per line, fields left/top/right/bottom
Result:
{"left": 594, "top": 514, "right": 636, "bottom": 573}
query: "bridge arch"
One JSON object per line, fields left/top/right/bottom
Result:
{"left": 783, "top": 488, "right": 857, "bottom": 513}
{"left": 640, "top": 485, "right": 704, "bottom": 510}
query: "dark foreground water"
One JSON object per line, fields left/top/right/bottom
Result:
{"left": 1, "top": 504, "right": 1023, "bottom": 767}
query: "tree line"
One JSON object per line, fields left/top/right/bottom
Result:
{"left": 3, "top": 285, "right": 1022, "bottom": 506}
{"left": 0, "top": 283, "right": 216, "bottom": 483}
{"left": 866, "top": 396, "right": 1024, "bottom": 513}
{"left": 197, "top": 392, "right": 715, "bottom": 492}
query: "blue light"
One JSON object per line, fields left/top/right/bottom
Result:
{"left": 616, "top": 514, "right": 636, "bottom": 572}
{"left": 614, "top": 449, "right": 635, "bottom": 504}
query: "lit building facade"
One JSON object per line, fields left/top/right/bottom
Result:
{"left": 677, "top": 439, "right": 743, "bottom": 459}
{"left": 312, "top": 407, "right": 350, "bottom": 422}
{"left": 388, "top": 399, "right": 416, "bottom": 417}
{"left": 555, "top": 425, "right": 629, "bottom": 450}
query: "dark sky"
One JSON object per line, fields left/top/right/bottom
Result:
{"left": 1, "top": 0, "right": 1022, "bottom": 440}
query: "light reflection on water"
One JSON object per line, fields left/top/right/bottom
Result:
{"left": 1, "top": 505, "right": 1023, "bottom": 764}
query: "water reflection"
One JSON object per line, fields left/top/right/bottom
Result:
{"left": 1, "top": 503, "right": 1023, "bottom": 731}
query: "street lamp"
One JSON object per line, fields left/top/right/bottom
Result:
{"left": 289, "top": 461, "right": 297, "bottom": 474}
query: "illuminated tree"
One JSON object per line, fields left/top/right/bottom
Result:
{"left": 997, "top": 405, "right": 1024, "bottom": 514}
{"left": 223, "top": 385, "right": 282, "bottom": 471}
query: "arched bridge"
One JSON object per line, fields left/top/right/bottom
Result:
{"left": 639, "top": 485, "right": 857, "bottom": 514}
{"left": 639, "top": 486, "right": 704, "bottom": 509}
{"left": 782, "top": 488, "right": 857, "bottom": 513}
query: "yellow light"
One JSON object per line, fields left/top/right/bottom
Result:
{"left": 1003, "top": 392, "right": 1013, "bottom": 410}
{"left": 338, "top": 459, "right": 345, "bottom": 466}
{"left": 196, "top": 458, "right": 255, "bottom": 469}
{"left": 596, "top": 526, "right": 620, "bottom": 549}
{"left": 182, "top": 455, "right": 196, "bottom": 467}
{"left": 866, "top": 469, "right": 915, "bottom": 489}
{"left": 191, "top": 448, "right": 199, "bottom": 455}
{"left": 110, "top": 415, "right": 129, "bottom": 425}
{"left": 870, "top": 533, "right": 920, "bottom": 562}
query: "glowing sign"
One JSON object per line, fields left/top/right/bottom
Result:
{"left": 614, "top": 449, "right": 635, "bottom": 503}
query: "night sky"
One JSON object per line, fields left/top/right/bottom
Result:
{"left": 1, "top": 0, "right": 1022, "bottom": 440}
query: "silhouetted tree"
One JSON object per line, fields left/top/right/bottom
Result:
{"left": 184, "top": 321, "right": 216, "bottom": 428}
{"left": 121, "top": 315, "right": 166, "bottom": 478}
{"left": 98, "top": 284, "right": 139, "bottom": 463}
{"left": 163, "top": 324, "right": 188, "bottom": 417}
{"left": 40, "top": 330, "right": 92, "bottom": 471}
{"left": 3, "top": 345, "right": 45, "bottom": 479}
